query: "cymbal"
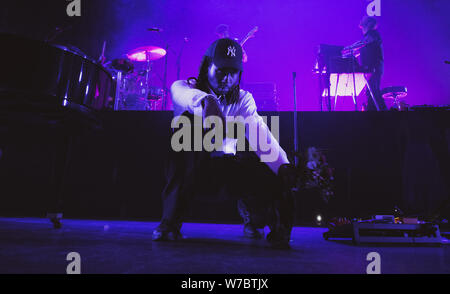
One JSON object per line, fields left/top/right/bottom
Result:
{"left": 382, "top": 86, "right": 408, "bottom": 99}
{"left": 127, "top": 46, "right": 166, "bottom": 62}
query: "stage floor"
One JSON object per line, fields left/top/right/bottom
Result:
{"left": 0, "top": 217, "right": 449, "bottom": 274}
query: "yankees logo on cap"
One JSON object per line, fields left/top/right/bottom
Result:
{"left": 227, "top": 46, "right": 236, "bottom": 57}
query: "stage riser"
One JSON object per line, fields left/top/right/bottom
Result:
{"left": 0, "top": 111, "right": 448, "bottom": 223}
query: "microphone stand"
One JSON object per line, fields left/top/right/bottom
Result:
{"left": 162, "top": 43, "right": 169, "bottom": 110}
{"left": 149, "top": 29, "right": 168, "bottom": 110}
{"left": 176, "top": 38, "right": 188, "bottom": 80}
{"left": 293, "top": 72, "right": 299, "bottom": 168}
{"left": 166, "top": 38, "right": 188, "bottom": 110}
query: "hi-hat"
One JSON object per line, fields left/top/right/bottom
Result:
{"left": 382, "top": 86, "right": 408, "bottom": 99}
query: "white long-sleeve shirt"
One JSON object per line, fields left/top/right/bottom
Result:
{"left": 170, "top": 80, "right": 290, "bottom": 175}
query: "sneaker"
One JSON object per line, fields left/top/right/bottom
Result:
{"left": 266, "top": 231, "right": 291, "bottom": 250}
{"left": 152, "top": 225, "right": 184, "bottom": 241}
{"left": 243, "top": 224, "right": 264, "bottom": 239}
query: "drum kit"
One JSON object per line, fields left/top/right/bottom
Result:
{"left": 105, "top": 45, "right": 168, "bottom": 111}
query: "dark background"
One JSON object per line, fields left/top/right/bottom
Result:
{"left": 2, "top": 0, "right": 449, "bottom": 110}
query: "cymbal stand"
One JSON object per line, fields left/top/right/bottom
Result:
{"left": 350, "top": 49, "right": 358, "bottom": 111}
{"left": 114, "top": 71, "right": 122, "bottom": 111}
{"left": 144, "top": 51, "right": 155, "bottom": 110}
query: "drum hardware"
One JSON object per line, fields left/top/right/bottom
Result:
{"left": 382, "top": 86, "right": 408, "bottom": 111}
{"left": 98, "top": 41, "right": 107, "bottom": 65}
{"left": 105, "top": 45, "right": 167, "bottom": 111}
{"left": 110, "top": 58, "right": 134, "bottom": 73}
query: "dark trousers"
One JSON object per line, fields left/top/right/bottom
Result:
{"left": 159, "top": 142, "right": 294, "bottom": 236}
{"left": 366, "top": 71, "right": 387, "bottom": 111}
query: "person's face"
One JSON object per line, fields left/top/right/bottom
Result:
{"left": 359, "top": 23, "right": 368, "bottom": 34}
{"left": 360, "top": 18, "right": 376, "bottom": 34}
{"left": 207, "top": 62, "right": 240, "bottom": 95}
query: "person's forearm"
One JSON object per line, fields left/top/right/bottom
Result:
{"left": 345, "top": 40, "right": 366, "bottom": 51}
{"left": 244, "top": 115, "right": 290, "bottom": 174}
{"left": 171, "top": 80, "right": 209, "bottom": 115}
{"left": 202, "top": 95, "right": 226, "bottom": 127}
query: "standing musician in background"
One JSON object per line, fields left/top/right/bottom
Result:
{"left": 215, "top": 24, "right": 257, "bottom": 64}
{"left": 343, "top": 16, "right": 387, "bottom": 111}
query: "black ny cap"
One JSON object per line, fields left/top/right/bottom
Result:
{"left": 204, "top": 38, "right": 243, "bottom": 71}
